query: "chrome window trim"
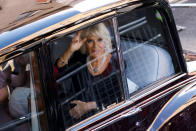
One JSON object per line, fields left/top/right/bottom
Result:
{"left": 112, "top": 17, "right": 130, "bottom": 99}
{"left": 136, "top": 75, "right": 196, "bottom": 109}
{"left": 29, "top": 52, "right": 41, "bottom": 131}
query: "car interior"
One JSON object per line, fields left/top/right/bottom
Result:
{"left": 118, "top": 8, "right": 176, "bottom": 91}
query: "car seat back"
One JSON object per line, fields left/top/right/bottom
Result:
{"left": 121, "top": 40, "right": 175, "bottom": 88}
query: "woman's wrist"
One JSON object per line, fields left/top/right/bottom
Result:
{"left": 86, "top": 101, "right": 97, "bottom": 111}
{"left": 63, "top": 48, "right": 73, "bottom": 63}
{"left": 58, "top": 48, "right": 73, "bottom": 67}
{"left": 68, "top": 45, "right": 76, "bottom": 54}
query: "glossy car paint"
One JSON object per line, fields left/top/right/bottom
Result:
{"left": 0, "top": 0, "right": 196, "bottom": 130}
{"left": 148, "top": 80, "right": 196, "bottom": 130}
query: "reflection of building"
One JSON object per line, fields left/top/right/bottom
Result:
{"left": 0, "top": 0, "right": 79, "bottom": 33}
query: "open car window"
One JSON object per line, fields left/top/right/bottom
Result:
{"left": 48, "top": 20, "right": 125, "bottom": 130}
{"left": 117, "top": 7, "right": 180, "bottom": 95}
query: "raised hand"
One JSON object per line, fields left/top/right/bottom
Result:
{"left": 57, "top": 30, "right": 87, "bottom": 68}
{"left": 69, "top": 31, "right": 87, "bottom": 52}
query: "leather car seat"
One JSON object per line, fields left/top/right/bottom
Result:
{"left": 121, "top": 39, "right": 175, "bottom": 88}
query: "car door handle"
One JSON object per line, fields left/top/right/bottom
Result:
{"left": 121, "top": 107, "right": 142, "bottom": 118}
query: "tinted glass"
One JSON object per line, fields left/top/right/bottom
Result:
{"left": 49, "top": 20, "right": 125, "bottom": 129}
{"left": 117, "top": 8, "right": 179, "bottom": 94}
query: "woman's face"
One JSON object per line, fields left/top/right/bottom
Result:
{"left": 86, "top": 33, "right": 105, "bottom": 58}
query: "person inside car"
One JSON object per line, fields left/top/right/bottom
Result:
{"left": 0, "top": 56, "right": 29, "bottom": 103}
{"left": 56, "top": 23, "right": 122, "bottom": 119}
{"left": 0, "top": 55, "right": 31, "bottom": 119}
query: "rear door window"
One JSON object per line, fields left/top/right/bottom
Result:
{"left": 117, "top": 7, "right": 180, "bottom": 94}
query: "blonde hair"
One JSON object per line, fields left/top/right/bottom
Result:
{"left": 80, "top": 23, "right": 112, "bottom": 54}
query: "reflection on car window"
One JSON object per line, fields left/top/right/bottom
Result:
{"left": 0, "top": 52, "right": 47, "bottom": 131}
{"left": 118, "top": 8, "right": 177, "bottom": 94}
{"left": 49, "top": 20, "right": 125, "bottom": 129}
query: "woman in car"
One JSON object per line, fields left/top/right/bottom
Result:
{"left": 56, "top": 23, "right": 122, "bottom": 119}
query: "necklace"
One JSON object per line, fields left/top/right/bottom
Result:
{"left": 87, "top": 55, "right": 107, "bottom": 73}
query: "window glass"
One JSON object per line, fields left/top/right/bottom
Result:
{"left": 0, "top": 52, "right": 47, "bottom": 131}
{"left": 117, "top": 8, "right": 178, "bottom": 94}
{"left": 49, "top": 20, "right": 125, "bottom": 129}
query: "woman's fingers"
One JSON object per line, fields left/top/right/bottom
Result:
{"left": 69, "top": 108, "right": 77, "bottom": 118}
{"left": 71, "top": 100, "right": 80, "bottom": 104}
{"left": 69, "top": 100, "right": 87, "bottom": 119}
{"left": 82, "top": 38, "right": 87, "bottom": 44}
{"left": 73, "top": 30, "right": 82, "bottom": 41}
{"left": 69, "top": 101, "right": 81, "bottom": 119}
{"left": 70, "top": 31, "right": 86, "bottom": 52}
{"left": 77, "top": 30, "right": 82, "bottom": 35}
{"left": 76, "top": 30, "right": 82, "bottom": 37}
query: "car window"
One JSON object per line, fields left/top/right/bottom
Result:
{"left": 117, "top": 8, "right": 179, "bottom": 94}
{"left": 48, "top": 20, "right": 125, "bottom": 130}
{"left": 0, "top": 52, "right": 47, "bottom": 131}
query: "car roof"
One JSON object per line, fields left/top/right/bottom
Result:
{"left": 0, "top": 0, "right": 124, "bottom": 48}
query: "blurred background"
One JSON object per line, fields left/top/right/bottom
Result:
{"left": 170, "top": 0, "right": 196, "bottom": 52}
